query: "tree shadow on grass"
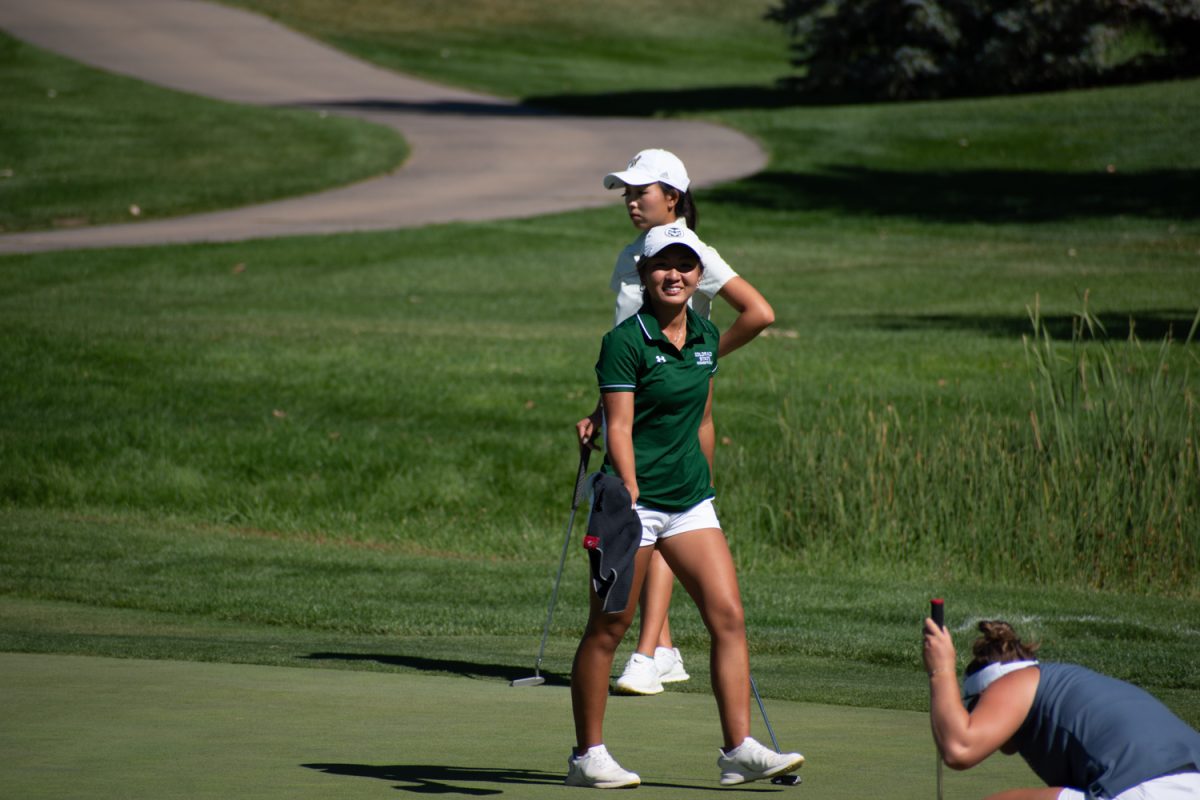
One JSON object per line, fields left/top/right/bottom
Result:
{"left": 299, "top": 86, "right": 802, "bottom": 119}
{"left": 301, "top": 762, "right": 768, "bottom": 794}
{"left": 864, "top": 311, "right": 1199, "bottom": 341}
{"left": 301, "top": 652, "right": 570, "bottom": 687}
{"left": 523, "top": 72, "right": 1200, "bottom": 117}
{"left": 296, "top": 98, "right": 549, "bottom": 117}
{"left": 704, "top": 167, "right": 1200, "bottom": 222}
{"left": 523, "top": 85, "right": 803, "bottom": 116}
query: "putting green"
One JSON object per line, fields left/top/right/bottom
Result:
{"left": 2, "top": 652, "right": 1036, "bottom": 797}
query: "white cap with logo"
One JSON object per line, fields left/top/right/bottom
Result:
{"left": 640, "top": 224, "right": 705, "bottom": 264}
{"left": 604, "top": 149, "right": 691, "bottom": 193}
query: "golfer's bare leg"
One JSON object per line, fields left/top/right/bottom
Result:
{"left": 633, "top": 550, "right": 675, "bottom": 655}
{"left": 659, "top": 528, "right": 750, "bottom": 749}
{"left": 571, "top": 545, "right": 654, "bottom": 749}
{"left": 657, "top": 612, "right": 674, "bottom": 650}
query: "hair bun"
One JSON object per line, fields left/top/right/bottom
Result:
{"left": 967, "top": 619, "right": 1040, "bottom": 673}
{"left": 978, "top": 620, "right": 1019, "bottom": 643}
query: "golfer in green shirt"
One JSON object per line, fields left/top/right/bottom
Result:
{"left": 565, "top": 225, "right": 805, "bottom": 789}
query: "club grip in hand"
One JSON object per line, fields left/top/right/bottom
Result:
{"left": 931, "top": 598, "right": 945, "bottom": 630}
{"left": 570, "top": 444, "right": 592, "bottom": 509}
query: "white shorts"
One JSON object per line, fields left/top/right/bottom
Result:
{"left": 635, "top": 497, "right": 721, "bottom": 547}
{"left": 1057, "top": 772, "right": 1200, "bottom": 800}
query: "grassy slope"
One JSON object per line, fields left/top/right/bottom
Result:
{"left": 1, "top": 200, "right": 1194, "bottom": 561}
{"left": 2, "top": 74, "right": 1196, "bottom": 582}
{"left": 220, "top": 0, "right": 789, "bottom": 98}
{"left": 1, "top": 0, "right": 1197, "bottom": 734}
{"left": 0, "top": 32, "right": 407, "bottom": 232}
{"left": 0, "top": 202, "right": 1197, "bottom": 721}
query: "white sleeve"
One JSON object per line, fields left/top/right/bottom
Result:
{"left": 697, "top": 244, "right": 737, "bottom": 299}
{"left": 614, "top": 283, "right": 644, "bottom": 326}
{"left": 610, "top": 245, "right": 643, "bottom": 327}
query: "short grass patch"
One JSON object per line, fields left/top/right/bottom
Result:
{"left": 3, "top": 650, "right": 1043, "bottom": 798}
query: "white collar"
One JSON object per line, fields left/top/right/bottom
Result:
{"left": 962, "top": 660, "right": 1038, "bottom": 703}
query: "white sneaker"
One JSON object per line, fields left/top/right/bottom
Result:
{"left": 654, "top": 646, "right": 690, "bottom": 684}
{"left": 614, "top": 652, "right": 663, "bottom": 695}
{"left": 717, "top": 736, "right": 805, "bottom": 785}
{"left": 565, "top": 744, "right": 641, "bottom": 789}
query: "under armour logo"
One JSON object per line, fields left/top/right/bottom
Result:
{"left": 655, "top": 355, "right": 667, "bottom": 363}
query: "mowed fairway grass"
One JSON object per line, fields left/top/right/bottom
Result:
{"left": 0, "top": 32, "right": 407, "bottom": 232}
{"left": 2, "top": 1, "right": 1199, "bottom": 796}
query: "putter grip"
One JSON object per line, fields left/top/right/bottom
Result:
{"left": 931, "top": 598, "right": 945, "bottom": 630}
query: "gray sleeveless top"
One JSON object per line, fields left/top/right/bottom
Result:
{"left": 1013, "top": 662, "right": 1200, "bottom": 798}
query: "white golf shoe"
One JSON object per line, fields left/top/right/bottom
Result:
{"left": 614, "top": 652, "right": 663, "bottom": 695}
{"left": 716, "top": 736, "right": 805, "bottom": 785}
{"left": 565, "top": 744, "right": 641, "bottom": 789}
{"left": 654, "top": 646, "right": 690, "bottom": 684}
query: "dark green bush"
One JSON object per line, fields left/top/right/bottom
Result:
{"left": 765, "top": 0, "right": 1200, "bottom": 100}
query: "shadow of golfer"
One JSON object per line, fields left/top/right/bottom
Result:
{"left": 301, "top": 652, "right": 571, "bottom": 687}
{"left": 302, "top": 762, "right": 775, "bottom": 794}
{"left": 302, "top": 762, "right": 555, "bottom": 795}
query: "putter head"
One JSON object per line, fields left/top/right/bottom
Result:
{"left": 771, "top": 774, "right": 801, "bottom": 786}
{"left": 510, "top": 676, "right": 546, "bottom": 687}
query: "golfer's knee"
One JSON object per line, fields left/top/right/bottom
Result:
{"left": 705, "top": 600, "right": 746, "bottom": 641}
{"left": 584, "top": 618, "right": 631, "bottom": 651}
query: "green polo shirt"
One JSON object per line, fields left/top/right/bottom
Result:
{"left": 595, "top": 305, "right": 719, "bottom": 512}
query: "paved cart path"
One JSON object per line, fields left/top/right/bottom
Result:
{"left": 0, "top": 0, "right": 766, "bottom": 253}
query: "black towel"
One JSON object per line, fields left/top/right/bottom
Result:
{"left": 584, "top": 473, "right": 643, "bottom": 614}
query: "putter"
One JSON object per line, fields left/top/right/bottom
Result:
{"left": 749, "top": 675, "right": 802, "bottom": 786}
{"left": 931, "top": 598, "right": 945, "bottom": 800}
{"left": 511, "top": 444, "right": 593, "bottom": 687}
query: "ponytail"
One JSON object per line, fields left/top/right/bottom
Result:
{"left": 660, "top": 183, "right": 699, "bottom": 232}
{"left": 677, "top": 189, "right": 699, "bottom": 231}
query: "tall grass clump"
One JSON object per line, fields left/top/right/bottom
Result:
{"left": 1020, "top": 295, "right": 1199, "bottom": 591}
{"left": 726, "top": 299, "right": 1199, "bottom": 596}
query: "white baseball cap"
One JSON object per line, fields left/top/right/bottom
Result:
{"left": 641, "top": 224, "right": 705, "bottom": 264}
{"left": 604, "top": 149, "right": 691, "bottom": 192}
